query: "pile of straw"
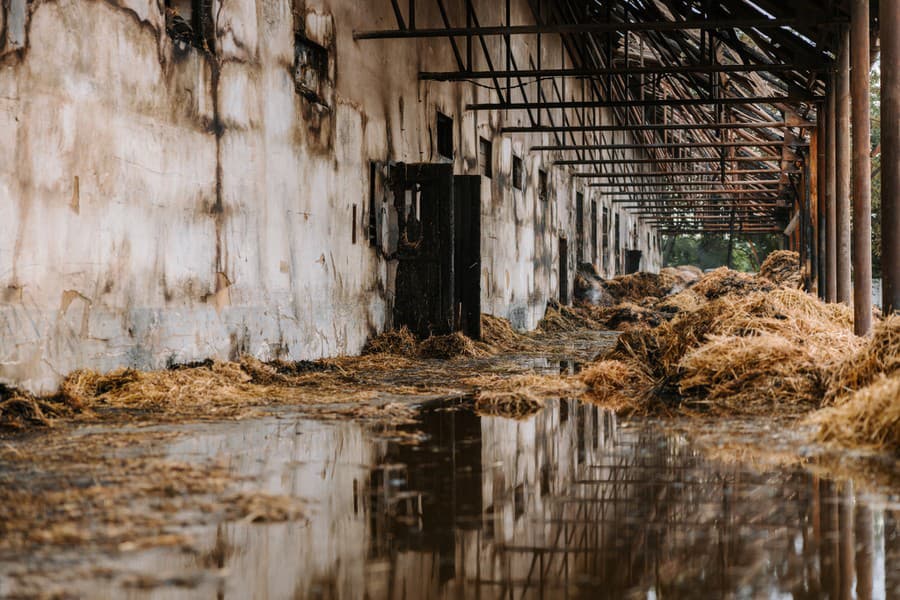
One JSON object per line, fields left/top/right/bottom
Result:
{"left": 418, "top": 332, "right": 487, "bottom": 359}
{"left": 362, "top": 326, "right": 417, "bottom": 356}
{"left": 538, "top": 301, "right": 606, "bottom": 332}
{"left": 594, "top": 302, "right": 666, "bottom": 331}
{"left": 480, "top": 314, "right": 540, "bottom": 353}
{"left": 580, "top": 359, "right": 654, "bottom": 414}
{"left": 594, "top": 285, "right": 863, "bottom": 417}
{"left": 656, "top": 288, "right": 705, "bottom": 315}
{"left": 0, "top": 386, "right": 79, "bottom": 429}
{"left": 692, "top": 267, "right": 774, "bottom": 299}
{"left": 678, "top": 334, "right": 822, "bottom": 414}
{"left": 811, "top": 373, "right": 900, "bottom": 451}
{"left": 759, "top": 250, "right": 803, "bottom": 288}
{"left": 468, "top": 373, "right": 582, "bottom": 419}
{"left": 824, "top": 314, "right": 900, "bottom": 402}
{"left": 604, "top": 271, "right": 680, "bottom": 303}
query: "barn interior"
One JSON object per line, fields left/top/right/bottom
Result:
{"left": 1, "top": 0, "right": 899, "bottom": 597}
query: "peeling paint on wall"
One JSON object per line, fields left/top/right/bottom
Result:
{"left": 0, "top": 0, "right": 662, "bottom": 392}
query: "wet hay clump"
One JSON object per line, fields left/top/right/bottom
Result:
{"left": 480, "top": 314, "right": 541, "bottom": 353}
{"left": 811, "top": 372, "right": 900, "bottom": 451}
{"left": 758, "top": 250, "right": 802, "bottom": 288}
{"left": 538, "top": 300, "right": 606, "bottom": 332}
{"left": 0, "top": 385, "right": 80, "bottom": 429}
{"left": 824, "top": 314, "right": 900, "bottom": 402}
{"left": 677, "top": 334, "right": 822, "bottom": 416}
{"left": 691, "top": 267, "right": 774, "bottom": 300}
{"left": 603, "top": 270, "right": 680, "bottom": 303}
{"left": 580, "top": 359, "right": 657, "bottom": 415}
{"left": 362, "top": 326, "right": 418, "bottom": 356}
{"left": 467, "top": 373, "right": 583, "bottom": 420}
{"left": 418, "top": 332, "right": 489, "bottom": 359}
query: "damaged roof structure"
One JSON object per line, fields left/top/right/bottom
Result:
{"left": 356, "top": 0, "right": 896, "bottom": 333}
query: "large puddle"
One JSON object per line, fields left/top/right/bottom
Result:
{"left": 2, "top": 395, "right": 897, "bottom": 599}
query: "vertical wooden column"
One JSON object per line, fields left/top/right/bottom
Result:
{"left": 826, "top": 85, "right": 838, "bottom": 302}
{"left": 817, "top": 111, "right": 826, "bottom": 298}
{"left": 851, "top": 0, "right": 872, "bottom": 335}
{"left": 883, "top": 0, "right": 900, "bottom": 314}
{"left": 836, "top": 27, "right": 853, "bottom": 305}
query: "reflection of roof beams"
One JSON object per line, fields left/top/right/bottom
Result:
{"left": 354, "top": 18, "right": 845, "bottom": 40}
{"left": 501, "top": 121, "right": 812, "bottom": 133}
{"left": 421, "top": 63, "right": 824, "bottom": 80}
{"left": 468, "top": 95, "right": 822, "bottom": 111}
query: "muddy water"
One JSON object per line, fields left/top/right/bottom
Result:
{"left": 2, "top": 397, "right": 899, "bottom": 599}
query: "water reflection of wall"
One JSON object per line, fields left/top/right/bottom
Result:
{"left": 55, "top": 404, "right": 900, "bottom": 599}
{"left": 356, "top": 401, "right": 898, "bottom": 600}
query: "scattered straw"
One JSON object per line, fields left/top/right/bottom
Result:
{"left": 225, "top": 492, "right": 306, "bottom": 523}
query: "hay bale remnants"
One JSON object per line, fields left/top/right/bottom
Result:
{"left": 758, "top": 250, "right": 802, "bottom": 288}
{"left": 692, "top": 267, "right": 773, "bottom": 299}
{"left": 418, "top": 332, "right": 486, "bottom": 359}
{"left": 811, "top": 373, "right": 900, "bottom": 451}
{"left": 824, "top": 314, "right": 900, "bottom": 402}
{"left": 362, "top": 326, "right": 418, "bottom": 356}
{"left": 468, "top": 374, "right": 583, "bottom": 419}
{"left": 480, "top": 314, "right": 540, "bottom": 353}
{"left": 580, "top": 359, "right": 655, "bottom": 414}
{"left": 538, "top": 301, "right": 605, "bottom": 332}
{"left": 678, "top": 334, "right": 822, "bottom": 415}
{"left": 604, "top": 271, "right": 679, "bottom": 303}
{"left": 0, "top": 385, "right": 79, "bottom": 429}
{"left": 656, "top": 288, "right": 705, "bottom": 315}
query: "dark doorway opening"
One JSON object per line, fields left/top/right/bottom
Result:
{"left": 389, "top": 164, "right": 481, "bottom": 339}
{"left": 591, "top": 200, "right": 598, "bottom": 265}
{"left": 454, "top": 176, "right": 482, "bottom": 340}
{"left": 559, "top": 237, "right": 569, "bottom": 305}
{"left": 437, "top": 113, "right": 453, "bottom": 160}
{"left": 575, "top": 192, "right": 584, "bottom": 266}
{"left": 614, "top": 214, "right": 621, "bottom": 275}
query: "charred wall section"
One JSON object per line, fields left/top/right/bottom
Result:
{"left": 0, "top": 0, "right": 661, "bottom": 392}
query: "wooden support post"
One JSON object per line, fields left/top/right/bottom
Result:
{"left": 851, "top": 0, "right": 872, "bottom": 335}
{"left": 826, "top": 85, "right": 838, "bottom": 302}
{"left": 836, "top": 27, "right": 853, "bottom": 305}
{"left": 817, "top": 110, "right": 826, "bottom": 298}
{"left": 882, "top": 0, "right": 900, "bottom": 314}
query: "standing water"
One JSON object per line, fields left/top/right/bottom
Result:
{"left": 2, "top": 396, "right": 896, "bottom": 599}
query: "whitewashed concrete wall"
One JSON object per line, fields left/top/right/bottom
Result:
{"left": 0, "top": 0, "right": 662, "bottom": 392}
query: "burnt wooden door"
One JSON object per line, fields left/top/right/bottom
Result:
{"left": 391, "top": 164, "right": 455, "bottom": 338}
{"left": 575, "top": 192, "right": 585, "bottom": 266}
{"left": 559, "top": 237, "right": 569, "bottom": 304}
{"left": 453, "top": 175, "right": 482, "bottom": 340}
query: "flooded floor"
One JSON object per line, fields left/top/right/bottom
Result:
{"left": 1, "top": 333, "right": 899, "bottom": 599}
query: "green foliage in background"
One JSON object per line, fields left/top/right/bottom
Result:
{"left": 662, "top": 234, "right": 782, "bottom": 272}
{"left": 871, "top": 65, "right": 882, "bottom": 278}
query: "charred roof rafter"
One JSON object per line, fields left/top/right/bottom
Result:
{"left": 353, "top": 0, "right": 870, "bottom": 233}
